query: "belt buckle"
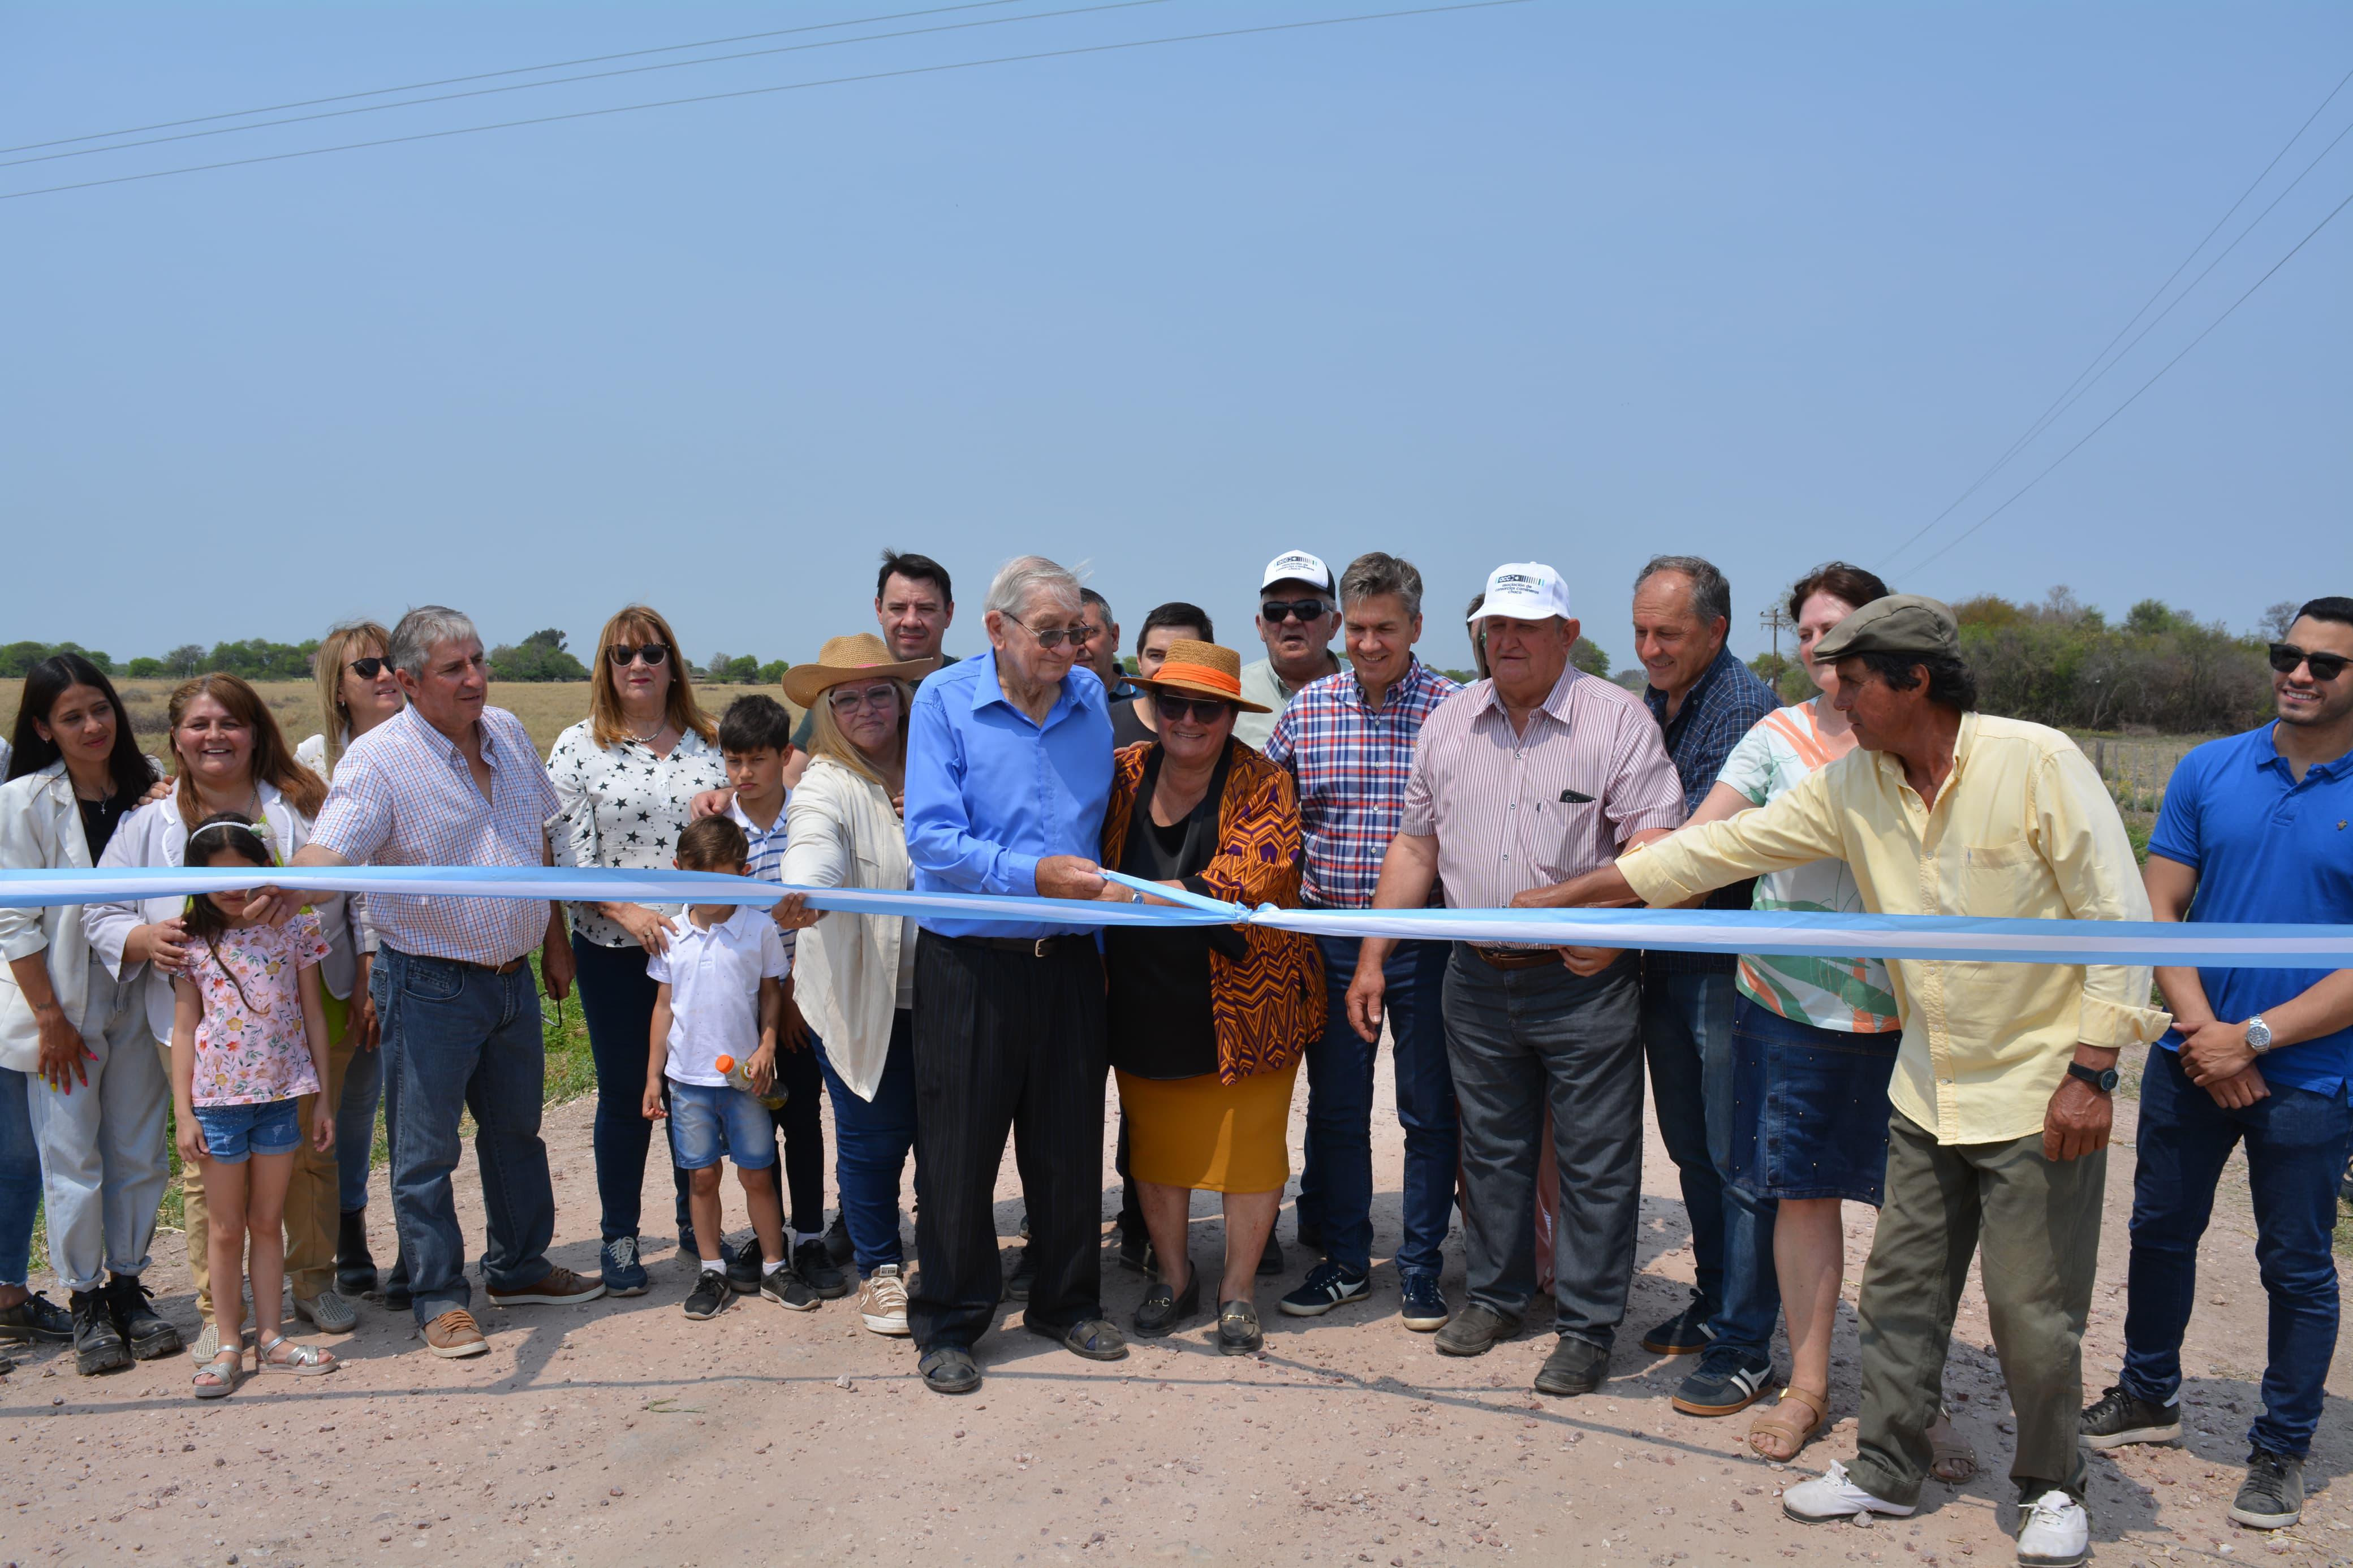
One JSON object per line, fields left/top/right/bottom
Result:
{"left": 1032, "top": 938, "right": 1052, "bottom": 959}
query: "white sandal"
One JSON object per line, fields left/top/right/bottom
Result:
{"left": 256, "top": 1332, "right": 338, "bottom": 1376}
{"left": 191, "top": 1347, "right": 242, "bottom": 1399}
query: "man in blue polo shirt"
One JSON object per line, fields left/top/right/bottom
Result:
{"left": 2080, "top": 595, "right": 2353, "bottom": 1534}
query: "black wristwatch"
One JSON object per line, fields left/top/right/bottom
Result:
{"left": 2067, "top": 1061, "right": 2121, "bottom": 1094}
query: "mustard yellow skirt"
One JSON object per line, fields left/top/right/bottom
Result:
{"left": 1115, "top": 1057, "right": 1299, "bottom": 1194}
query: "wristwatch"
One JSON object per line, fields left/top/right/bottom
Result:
{"left": 2245, "top": 1015, "right": 2274, "bottom": 1054}
{"left": 2067, "top": 1061, "right": 2121, "bottom": 1094}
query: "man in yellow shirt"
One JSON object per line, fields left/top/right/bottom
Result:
{"left": 1534, "top": 596, "right": 2167, "bottom": 1568}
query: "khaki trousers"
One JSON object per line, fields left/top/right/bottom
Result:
{"left": 1847, "top": 1110, "right": 2104, "bottom": 1506}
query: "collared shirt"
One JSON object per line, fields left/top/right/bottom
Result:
{"left": 1644, "top": 644, "right": 1782, "bottom": 976}
{"left": 1235, "top": 655, "right": 1339, "bottom": 751}
{"left": 311, "top": 705, "right": 562, "bottom": 966}
{"left": 1264, "top": 656, "right": 1463, "bottom": 909}
{"left": 546, "top": 721, "right": 728, "bottom": 948}
{"left": 2147, "top": 723, "right": 2353, "bottom": 1096}
{"left": 1621, "top": 712, "right": 2171, "bottom": 1145}
{"left": 904, "top": 653, "right": 1114, "bottom": 938}
{"left": 647, "top": 906, "right": 790, "bottom": 1086}
{"left": 1401, "top": 664, "right": 1685, "bottom": 926}
{"left": 727, "top": 793, "right": 796, "bottom": 962}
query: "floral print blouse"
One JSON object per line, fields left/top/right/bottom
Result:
{"left": 189, "top": 913, "right": 328, "bottom": 1107}
{"left": 546, "top": 721, "right": 729, "bottom": 949}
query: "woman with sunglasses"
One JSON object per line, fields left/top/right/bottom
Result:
{"left": 294, "top": 620, "right": 405, "bottom": 1304}
{"left": 1083, "top": 640, "right": 1322, "bottom": 1354}
{"left": 546, "top": 606, "right": 729, "bottom": 1297}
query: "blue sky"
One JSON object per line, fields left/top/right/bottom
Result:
{"left": 5, "top": 2, "right": 2347, "bottom": 675}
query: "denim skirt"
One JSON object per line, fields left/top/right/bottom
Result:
{"left": 1728, "top": 996, "right": 1901, "bottom": 1205}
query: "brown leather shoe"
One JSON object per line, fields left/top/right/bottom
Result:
{"left": 485, "top": 1266, "right": 605, "bottom": 1308}
{"left": 423, "top": 1309, "right": 487, "bottom": 1359}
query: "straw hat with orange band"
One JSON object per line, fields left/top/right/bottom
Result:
{"left": 1126, "top": 640, "right": 1272, "bottom": 716}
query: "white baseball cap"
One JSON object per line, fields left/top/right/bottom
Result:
{"left": 1260, "top": 550, "right": 1335, "bottom": 595}
{"left": 1470, "top": 562, "right": 1572, "bottom": 623}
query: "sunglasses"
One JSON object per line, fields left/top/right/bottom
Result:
{"left": 348, "top": 656, "right": 386, "bottom": 679}
{"left": 1003, "top": 614, "right": 1097, "bottom": 651}
{"left": 1155, "top": 694, "right": 1234, "bottom": 724}
{"left": 607, "top": 643, "right": 670, "bottom": 668}
{"left": 2270, "top": 643, "right": 2352, "bottom": 683}
{"left": 1260, "top": 598, "right": 1331, "bottom": 624}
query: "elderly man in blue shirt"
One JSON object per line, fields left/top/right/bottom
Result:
{"left": 2080, "top": 594, "right": 2353, "bottom": 1534}
{"left": 902, "top": 554, "right": 1126, "bottom": 1395}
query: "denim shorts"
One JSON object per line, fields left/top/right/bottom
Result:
{"left": 193, "top": 1098, "right": 303, "bottom": 1165}
{"left": 667, "top": 1082, "right": 776, "bottom": 1172}
{"left": 1727, "top": 996, "right": 1900, "bottom": 1204}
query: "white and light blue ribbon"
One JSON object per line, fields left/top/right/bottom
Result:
{"left": 7, "top": 865, "right": 2348, "bottom": 970}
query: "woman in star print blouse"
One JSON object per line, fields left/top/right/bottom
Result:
{"left": 546, "top": 604, "right": 728, "bottom": 1295}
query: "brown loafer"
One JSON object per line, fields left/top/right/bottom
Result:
{"left": 423, "top": 1309, "right": 487, "bottom": 1359}
{"left": 485, "top": 1266, "right": 606, "bottom": 1308}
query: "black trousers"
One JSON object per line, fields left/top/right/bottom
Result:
{"left": 766, "top": 1038, "right": 827, "bottom": 1236}
{"left": 909, "top": 931, "right": 1108, "bottom": 1351}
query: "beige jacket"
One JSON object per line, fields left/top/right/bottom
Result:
{"left": 780, "top": 757, "right": 916, "bottom": 1102}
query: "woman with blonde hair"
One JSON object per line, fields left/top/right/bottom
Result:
{"left": 770, "top": 634, "right": 938, "bottom": 1336}
{"left": 546, "top": 604, "right": 729, "bottom": 1296}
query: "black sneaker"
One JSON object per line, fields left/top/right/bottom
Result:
{"left": 103, "top": 1275, "right": 182, "bottom": 1360}
{"left": 1114, "top": 1224, "right": 1153, "bottom": 1276}
{"left": 2230, "top": 1449, "right": 2303, "bottom": 1530}
{"left": 2078, "top": 1384, "right": 2182, "bottom": 1449}
{"left": 823, "top": 1212, "right": 854, "bottom": 1268}
{"left": 1005, "top": 1245, "right": 1037, "bottom": 1302}
{"left": 792, "top": 1239, "right": 851, "bottom": 1300}
{"left": 68, "top": 1289, "right": 130, "bottom": 1375}
{"left": 0, "top": 1290, "right": 72, "bottom": 1344}
{"left": 682, "top": 1270, "right": 732, "bottom": 1320}
{"left": 1533, "top": 1335, "right": 1609, "bottom": 1397}
{"left": 335, "top": 1210, "right": 379, "bottom": 1296}
{"left": 725, "top": 1246, "right": 764, "bottom": 1293}
{"left": 1639, "top": 1301, "right": 1715, "bottom": 1357}
{"left": 760, "top": 1266, "right": 820, "bottom": 1312}
{"left": 1671, "top": 1345, "right": 1775, "bottom": 1415}
{"left": 1279, "top": 1262, "right": 1370, "bottom": 1318}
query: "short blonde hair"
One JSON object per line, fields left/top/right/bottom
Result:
{"left": 807, "top": 677, "right": 913, "bottom": 788}
{"left": 588, "top": 604, "right": 715, "bottom": 750}
{"left": 312, "top": 619, "right": 392, "bottom": 775}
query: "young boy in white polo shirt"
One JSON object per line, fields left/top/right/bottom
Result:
{"left": 641, "top": 816, "right": 817, "bottom": 1319}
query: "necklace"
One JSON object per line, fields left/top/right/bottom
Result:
{"left": 626, "top": 715, "right": 668, "bottom": 746}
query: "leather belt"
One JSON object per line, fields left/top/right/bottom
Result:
{"left": 1469, "top": 944, "right": 1558, "bottom": 972}
{"left": 958, "top": 934, "right": 1082, "bottom": 959}
{"left": 456, "top": 956, "right": 531, "bottom": 975}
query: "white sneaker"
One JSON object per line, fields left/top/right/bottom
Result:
{"left": 1782, "top": 1461, "right": 1916, "bottom": 1523}
{"left": 858, "top": 1264, "right": 910, "bottom": 1337}
{"left": 294, "top": 1290, "right": 357, "bottom": 1334}
{"left": 2015, "top": 1490, "right": 2088, "bottom": 1568}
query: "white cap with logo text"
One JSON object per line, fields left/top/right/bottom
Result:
{"left": 1260, "top": 550, "right": 1335, "bottom": 595}
{"left": 1470, "top": 563, "right": 1572, "bottom": 623}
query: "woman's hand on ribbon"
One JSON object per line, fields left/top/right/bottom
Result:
{"left": 771, "top": 892, "right": 819, "bottom": 932}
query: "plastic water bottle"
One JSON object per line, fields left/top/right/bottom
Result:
{"left": 713, "top": 1055, "right": 788, "bottom": 1112}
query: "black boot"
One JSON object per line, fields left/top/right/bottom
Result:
{"left": 336, "top": 1210, "right": 379, "bottom": 1295}
{"left": 104, "top": 1275, "right": 182, "bottom": 1361}
{"left": 68, "top": 1289, "right": 130, "bottom": 1376}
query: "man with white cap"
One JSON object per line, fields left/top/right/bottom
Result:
{"left": 1235, "top": 551, "right": 1343, "bottom": 751}
{"left": 1346, "top": 562, "right": 1685, "bottom": 1398}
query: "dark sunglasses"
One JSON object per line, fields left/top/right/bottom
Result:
{"left": 347, "top": 656, "right": 387, "bottom": 679}
{"left": 2269, "top": 643, "right": 2351, "bottom": 683}
{"left": 607, "top": 643, "right": 671, "bottom": 668}
{"left": 1003, "top": 614, "right": 1096, "bottom": 651}
{"left": 1260, "top": 598, "right": 1331, "bottom": 624}
{"left": 1155, "top": 694, "right": 1234, "bottom": 724}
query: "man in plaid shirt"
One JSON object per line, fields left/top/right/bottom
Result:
{"left": 1263, "top": 552, "right": 1464, "bottom": 1331}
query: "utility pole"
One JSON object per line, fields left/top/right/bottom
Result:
{"left": 1759, "top": 605, "right": 1794, "bottom": 667}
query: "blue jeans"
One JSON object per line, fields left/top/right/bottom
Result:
{"left": 1299, "top": 935, "right": 1458, "bottom": 1279}
{"left": 2121, "top": 1045, "right": 2353, "bottom": 1458}
{"left": 814, "top": 1013, "right": 918, "bottom": 1277}
{"left": 574, "top": 938, "right": 694, "bottom": 1244}
{"left": 336, "top": 1033, "right": 383, "bottom": 1214}
{"left": 1643, "top": 968, "right": 1781, "bottom": 1355}
{"left": 191, "top": 1098, "right": 302, "bottom": 1163}
{"left": 0, "top": 1068, "right": 38, "bottom": 1288}
{"left": 374, "top": 946, "right": 560, "bottom": 1327}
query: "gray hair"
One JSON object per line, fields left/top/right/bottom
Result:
{"left": 1339, "top": 552, "right": 1424, "bottom": 618}
{"left": 984, "top": 555, "right": 1083, "bottom": 619}
{"left": 387, "top": 605, "right": 481, "bottom": 677}
{"left": 1079, "top": 585, "right": 1114, "bottom": 622}
{"left": 1635, "top": 555, "right": 1731, "bottom": 629}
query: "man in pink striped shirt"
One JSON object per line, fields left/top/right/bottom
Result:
{"left": 1347, "top": 562, "right": 1684, "bottom": 1398}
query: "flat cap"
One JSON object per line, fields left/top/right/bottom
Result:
{"left": 1812, "top": 594, "right": 1960, "bottom": 662}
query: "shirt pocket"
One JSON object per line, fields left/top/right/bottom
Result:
{"left": 1530, "top": 774, "right": 1606, "bottom": 882}
{"left": 1946, "top": 840, "right": 2045, "bottom": 918}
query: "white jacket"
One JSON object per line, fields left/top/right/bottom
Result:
{"left": 80, "top": 782, "right": 361, "bottom": 1047}
{"left": 0, "top": 763, "right": 97, "bottom": 1073}
{"left": 780, "top": 757, "right": 916, "bottom": 1102}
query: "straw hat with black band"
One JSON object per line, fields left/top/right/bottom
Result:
{"left": 1126, "top": 640, "right": 1272, "bottom": 714}
{"left": 780, "top": 633, "right": 941, "bottom": 710}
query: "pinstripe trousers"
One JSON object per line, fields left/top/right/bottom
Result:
{"left": 908, "top": 931, "right": 1109, "bottom": 1351}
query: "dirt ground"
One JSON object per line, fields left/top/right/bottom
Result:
{"left": 5, "top": 1055, "right": 2348, "bottom": 1568}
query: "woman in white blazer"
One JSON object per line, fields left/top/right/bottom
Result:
{"left": 80, "top": 673, "right": 359, "bottom": 1354}
{"left": 1, "top": 655, "right": 175, "bottom": 1373}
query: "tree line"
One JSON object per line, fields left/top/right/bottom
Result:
{"left": 0, "top": 631, "right": 791, "bottom": 686}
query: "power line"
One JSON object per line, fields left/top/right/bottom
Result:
{"left": 1876, "top": 61, "right": 2353, "bottom": 572}
{"left": 1902, "top": 180, "right": 2353, "bottom": 576}
{"left": 0, "top": 0, "right": 1032, "bottom": 156}
{"left": 0, "top": 1, "right": 1530, "bottom": 204}
{"left": 0, "top": 0, "right": 1185, "bottom": 171}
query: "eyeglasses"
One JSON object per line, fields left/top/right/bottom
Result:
{"left": 1003, "top": 614, "right": 1096, "bottom": 651}
{"left": 1154, "top": 694, "right": 1234, "bottom": 724}
{"left": 828, "top": 684, "right": 899, "bottom": 714}
{"left": 607, "top": 643, "right": 670, "bottom": 668}
{"left": 347, "top": 657, "right": 386, "bottom": 679}
{"left": 1260, "top": 599, "right": 1331, "bottom": 624}
{"left": 2270, "top": 643, "right": 2352, "bottom": 683}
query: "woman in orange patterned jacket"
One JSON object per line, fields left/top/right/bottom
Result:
{"left": 1093, "top": 640, "right": 1322, "bottom": 1355}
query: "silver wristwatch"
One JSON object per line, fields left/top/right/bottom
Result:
{"left": 2245, "top": 1015, "right": 2273, "bottom": 1054}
